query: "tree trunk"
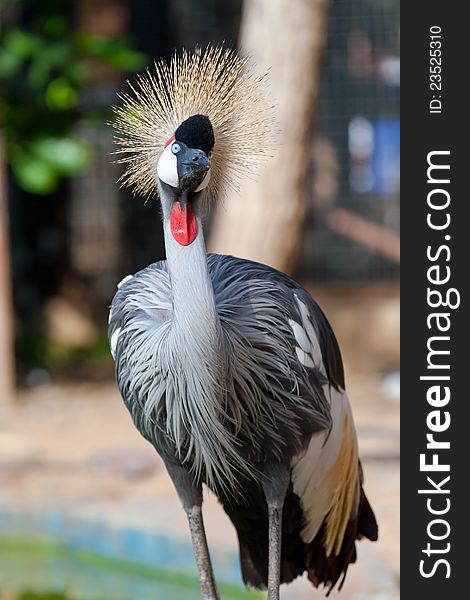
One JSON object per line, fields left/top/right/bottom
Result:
{"left": 0, "top": 133, "right": 15, "bottom": 404}
{"left": 209, "top": 0, "right": 330, "bottom": 273}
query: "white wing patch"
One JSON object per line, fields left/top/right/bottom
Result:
{"left": 288, "top": 295, "right": 325, "bottom": 375}
{"left": 295, "top": 346, "right": 315, "bottom": 368}
{"left": 288, "top": 319, "right": 310, "bottom": 352}
{"left": 110, "top": 327, "right": 121, "bottom": 359}
{"left": 117, "top": 274, "right": 133, "bottom": 289}
{"left": 291, "top": 388, "right": 360, "bottom": 556}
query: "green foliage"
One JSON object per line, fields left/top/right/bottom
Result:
{"left": 16, "top": 593, "right": 69, "bottom": 600}
{"left": 16, "top": 326, "right": 111, "bottom": 366}
{"left": 0, "top": 0, "right": 148, "bottom": 194}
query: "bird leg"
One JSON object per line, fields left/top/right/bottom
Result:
{"left": 186, "top": 505, "right": 220, "bottom": 600}
{"left": 262, "top": 463, "right": 290, "bottom": 600}
{"left": 267, "top": 504, "right": 283, "bottom": 600}
{"left": 164, "top": 460, "right": 220, "bottom": 600}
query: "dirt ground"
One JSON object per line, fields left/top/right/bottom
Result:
{"left": 0, "top": 284, "right": 399, "bottom": 599}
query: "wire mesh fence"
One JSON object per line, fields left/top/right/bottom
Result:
{"left": 300, "top": 0, "right": 400, "bottom": 281}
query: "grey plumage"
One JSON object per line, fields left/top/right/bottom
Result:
{"left": 109, "top": 47, "right": 377, "bottom": 599}
{"left": 109, "top": 254, "right": 335, "bottom": 495}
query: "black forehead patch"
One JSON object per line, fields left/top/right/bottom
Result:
{"left": 175, "top": 114, "right": 215, "bottom": 154}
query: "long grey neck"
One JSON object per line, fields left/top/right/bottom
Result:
{"left": 157, "top": 188, "right": 246, "bottom": 491}
{"left": 161, "top": 194, "right": 221, "bottom": 362}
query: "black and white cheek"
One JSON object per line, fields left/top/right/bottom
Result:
{"left": 157, "top": 145, "right": 179, "bottom": 188}
{"left": 194, "top": 168, "right": 211, "bottom": 192}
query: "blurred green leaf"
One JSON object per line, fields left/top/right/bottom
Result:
{"left": 31, "top": 136, "right": 92, "bottom": 176}
{"left": 41, "top": 15, "right": 68, "bottom": 37}
{"left": 45, "top": 78, "right": 77, "bottom": 110}
{"left": 3, "top": 29, "right": 43, "bottom": 59}
{"left": 104, "top": 48, "right": 147, "bottom": 72}
{"left": 0, "top": 48, "right": 22, "bottom": 77}
{"left": 12, "top": 154, "right": 58, "bottom": 195}
{"left": 27, "top": 42, "right": 74, "bottom": 89}
{"left": 62, "top": 61, "right": 88, "bottom": 85}
{"left": 0, "top": 5, "right": 149, "bottom": 195}
{"left": 76, "top": 33, "right": 147, "bottom": 72}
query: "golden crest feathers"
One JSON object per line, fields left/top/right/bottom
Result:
{"left": 112, "top": 45, "right": 274, "bottom": 200}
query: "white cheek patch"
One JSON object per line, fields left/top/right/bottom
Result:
{"left": 195, "top": 168, "right": 211, "bottom": 192}
{"left": 157, "top": 145, "right": 178, "bottom": 188}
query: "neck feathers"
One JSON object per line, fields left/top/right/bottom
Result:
{"left": 161, "top": 211, "right": 248, "bottom": 493}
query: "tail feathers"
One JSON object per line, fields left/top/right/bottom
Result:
{"left": 238, "top": 536, "right": 305, "bottom": 589}
{"left": 306, "top": 521, "right": 357, "bottom": 594}
{"left": 357, "top": 487, "right": 379, "bottom": 542}
{"left": 239, "top": 541, "right": 267, "bottom": 588}
{"left": 306, "top": 486, "right": 378, "bottom": 595}
{"left": 233, "top": 484, "right": 377, "bottom": 595}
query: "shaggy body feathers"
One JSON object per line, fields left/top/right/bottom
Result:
{"left": 110, "top": 255, "right": 331, "bottom": 489}
{"left": 109, "top": 254, "right": 377, "bottom": 592}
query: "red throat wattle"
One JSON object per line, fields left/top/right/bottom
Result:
{"left": 170, "top": 201, "right": 197, "bottom": 246}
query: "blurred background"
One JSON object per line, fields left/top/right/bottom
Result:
{"left": 0, "top": 0, "right": 399, "bottom": 599}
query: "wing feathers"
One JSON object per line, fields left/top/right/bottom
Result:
{"left": 323, "top": 409, "right": 360, "bottom": 556}
{"left": 292, "top": 389, "right": 360, "bottom": 555}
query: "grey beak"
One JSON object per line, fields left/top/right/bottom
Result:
{"left": 177, "top": 148, "right": 209, "bottom": 192}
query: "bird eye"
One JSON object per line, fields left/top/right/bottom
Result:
{"left": 207, "top": 150, "right": 213, "bottom": 159}
{"left": 171, "top": 142, "right": 181, "bottom": 154}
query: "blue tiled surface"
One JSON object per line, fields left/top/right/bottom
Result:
{"left": 0, "top": 510, "right": 241, "bottom": 585}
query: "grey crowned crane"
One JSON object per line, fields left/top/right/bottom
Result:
{"left": 109, "top": 47, "right": 378, "bottom": 600}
